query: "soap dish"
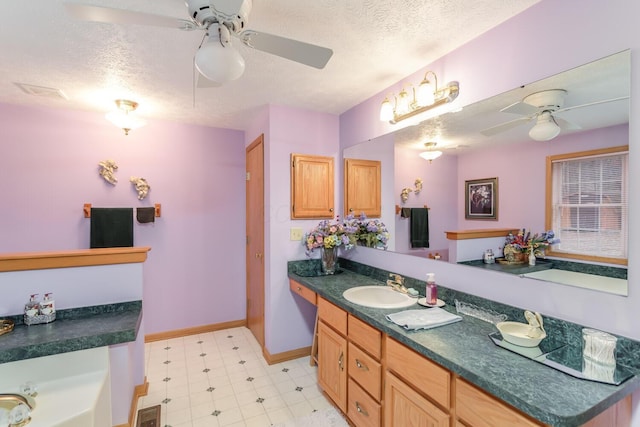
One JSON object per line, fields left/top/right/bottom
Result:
{"left": 417, "top": 298, "right": 445, "bottom": 308}
{"left": 496, "top": 321, "right": 546, "bottom": 347}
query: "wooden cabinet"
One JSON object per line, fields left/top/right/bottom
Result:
{"left": 291, "top": 153, "right": 334, "bottom": 219}
{"left": 289, "top": 278, "right": 317, "bottom": 305}
{"left": 456, "top": 378, "right": 542, "bottom": 427}
{"left": 317, "top": 315, "right": 347, "bottom": 412}
{"left": 344, "top": 158, "right": 381, "bottom": 218}
{"left": 385, "top": 371, "right": 450, "bottom": 427}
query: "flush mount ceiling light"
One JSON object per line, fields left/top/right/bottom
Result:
{"left": 380, "top": 71, "right": 460, "bottom": 124}
{"left": 195, "top": 23, "right": 246, "bottom": 85}
{"left": 528, "top": 111, "right": 561, "bottom": 141}
{"left": 418, "top": 142, "right": 443, "bottom": 162}
{"left": 105, "top": 99, "right": 146, "bottom": 136}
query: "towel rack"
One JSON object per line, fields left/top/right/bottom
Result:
{"left": 395, "top": 205, "right": 429, "bottom": 215}
{"left": 83, "top": 203, "right": 162, "bottom": 218}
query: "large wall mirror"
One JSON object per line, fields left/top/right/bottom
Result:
{"left": 343, "top": 49, "right": 630, "bottom": 295}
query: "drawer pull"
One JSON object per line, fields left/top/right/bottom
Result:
{"left": 355, "top": 402, "right": 369, "bottom": 417}
{"left": 338, "top": 352, "right": 344, "bottom": 371}
{"left": 355, "top": 359, "right": 369, "bottom": 371}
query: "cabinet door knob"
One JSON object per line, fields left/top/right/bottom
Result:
{"left": 349, "top": 208, "right": 354, "bottom": 212}
{"left": 355, "top": 359, "right": 369, "bottom": 371}
{"left": 329, "top": 208, "right": 334, "bottom": 212}
{"left": 355, "top": 402, "right": 369, "bottom": 417}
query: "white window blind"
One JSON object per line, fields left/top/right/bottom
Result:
{"left": 551, "top": 151, "right": 628, "bottom": 260}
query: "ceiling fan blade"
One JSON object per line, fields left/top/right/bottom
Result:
{"left": 555, "top": 96, "right": 629, "bottom": 114}
{"left": 480, "top": 116, "right": 533, "bottom": 136}
{"left": 64, "top": 3, "right": 197, "bottom": 30}
{"left": 239, "top": 30, "right": 333, "bottom": 69}
{"left": 554, "top": 116, "right": 581, "bottom": 131}
{"left": 500, "top": 100, "right": 540, "bottom": 116}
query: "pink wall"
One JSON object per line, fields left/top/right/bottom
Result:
{"left": 0, "top": 103, "right": 246, "bottom": 335}
{"left": 456, "top": 124, "right": 628, "bottom": 231}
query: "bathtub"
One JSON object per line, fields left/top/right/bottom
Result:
{"left": 0, "top": 347, "right": 111, "bottom": 427}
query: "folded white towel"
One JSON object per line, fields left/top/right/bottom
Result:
{"left": 386, "top": 308, "right": 462, "bottom": 331}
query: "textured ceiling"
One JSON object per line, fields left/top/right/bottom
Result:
{"left": 0, "top": 1, "right": 540, "bottom": 131}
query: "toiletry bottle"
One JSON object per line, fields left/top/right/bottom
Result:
{"left": 426, "top": 273, "right": 438, "bottom": 306}
{"left": 25, "top": 294, "right": 40, "bottom": 318}
{"left": 528, "top": 248, "right": 536, "bottom": 266}
{"left": 41, "top": 293, "right": 55, "bottom": 316}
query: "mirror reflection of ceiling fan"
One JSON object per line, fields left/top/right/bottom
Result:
{"left": 64, "top": 0, "right": 333, "bottom": 86}
{"left": 480, "top": 89, "right": 629, "bottom": 141}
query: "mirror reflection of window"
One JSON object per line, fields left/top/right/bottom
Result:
{"left": 547, "top": 146, "right": 628, "bottom": 264}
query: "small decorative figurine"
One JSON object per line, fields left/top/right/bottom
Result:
{"left": 130, "top": 176, "right": 150, "bottom": 200}
{"left": 401, "top": 187, "right": 413, "bottom": 204}
{"left": 414, "top": 178, "right": 423, "bottom": 194}
{"left": 98, "top": 159, "right": 118, "bottom": 185}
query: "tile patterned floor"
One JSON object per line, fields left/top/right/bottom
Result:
{"left": 136, "top": 327, "right": 333, "bottom": 427}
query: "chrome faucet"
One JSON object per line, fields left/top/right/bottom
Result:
{"left": 387, "top": 273, "right": 408, "bottom": 294}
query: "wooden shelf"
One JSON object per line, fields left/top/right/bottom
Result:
{"left": 445, "top": 228, "right": 518, "bottom": 241}
{"left": 0, "top": 247, "right": 151, "bottom": 272}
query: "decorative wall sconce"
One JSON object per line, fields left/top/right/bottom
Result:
{"left": 105, "top": 99, "right": 146, "bottom": 135}
{"left": 418, "top": 142, "right": 443, "bottom": 163}
{"left": 400, "top": 187, "right": 413, "bottom": 204}
{"left": 414, "top": 178, "right": 423, "bottom": 194}
{"left": 380, "top": 71, "right": 459, "bottom": 124}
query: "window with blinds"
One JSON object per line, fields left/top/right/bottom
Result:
{"left": 548, "top": 147, "right": 628, "bottom": 263}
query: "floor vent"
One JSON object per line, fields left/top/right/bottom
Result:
{"left": 136, "top": 405, "right": 161, "bottom": 427}
{"left": 13, "top": 83, "right": 68, "bottom": 99}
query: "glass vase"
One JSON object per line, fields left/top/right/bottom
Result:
{"left": 321, "top": 246, "right": 338, "bottom": 275}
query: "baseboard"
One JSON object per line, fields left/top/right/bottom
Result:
{"left": 263, "top": 345, "right": 312, "bottom": 365}
{"left": 145, "top": 319, "right": 246, "bottom": 343}
{"left": 113, "top": 377, "right": 149, "bottom": 427}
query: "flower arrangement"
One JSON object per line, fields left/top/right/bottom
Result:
{"left": 303, "top": 216, "right": 358, "bottom": 255}
{"left": 355, "top": 214, "right": 390, "bottom": 250}
{"left": 504, "top": 229, "right": 558, "bottom": 259}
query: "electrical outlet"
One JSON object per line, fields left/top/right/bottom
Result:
{"left": 290, "top": 227, "right": 303, "bottom": 241}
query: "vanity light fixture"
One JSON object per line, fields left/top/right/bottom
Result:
{"left": 105, "top": 99, "right": 146, "bottom": 136}
{"left": 380, "top": 71, "right": 460, "bottom": 124}
{"left": 528, "top": 111, "right": 561, "bottom": 141}
{"left": 419, "top": 142, "right": 443, "bottom": 162}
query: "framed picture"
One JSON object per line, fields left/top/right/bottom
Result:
{"left": 465, "top": 177, "right": 498, "bottom": 220}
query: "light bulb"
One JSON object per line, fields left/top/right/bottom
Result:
{"left": 379, "top": 98, "right": 393, "bottom": 122}
{"left": 396, "top": 88, "right": 411, "bottom": 115}
{"left": 195, "top": 24, "right": 245, "bottom": 84}
{"left": 416, "top": 79, "right": 435, "bottom": 106}
{"left": 529, "top": 111, "right": 561, "bottom": 141}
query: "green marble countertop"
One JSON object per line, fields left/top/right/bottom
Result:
{"left": 288, "top": 265, "right": 639, "bottom": 427}
{"left": 0, "top": 300, "right": 142, "bottom": 364}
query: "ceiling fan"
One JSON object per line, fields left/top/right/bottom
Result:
{"left": 480, "top": 89, "right": 628, "bottom": 141}
{"left": 64, "top": 0, "right": 334, "bottom": 86}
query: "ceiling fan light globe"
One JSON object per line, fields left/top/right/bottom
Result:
{"left": 529, "top": 114, "right": 561, "bottom": 141}
{"left": 195, "top": 42, "right": 246, "bottom": 84}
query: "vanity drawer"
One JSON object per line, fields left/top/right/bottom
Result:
{"left": 318, "top": 297, "right": 347, "bottom": 335}
{"left": 348, "top": 378, "right": 381, "bottom": 427}
{"left": 348, "top": 342, "right": 382, "bottom": 401}
{"left": 348, "top": 315, "right": 381, "bottom": 360}
{"left": 456, "top": 378, "right": 542, "bottom": 427}
{"left": 289, "top": 279, "right": 317, "bottom": 305}
{"left": 385, "top": 336, "right": 450, "bottom": 409}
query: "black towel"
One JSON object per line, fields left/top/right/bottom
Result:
{"left": 400, "top": 207, "right": 411, "bottom": 218}
{"left": 136, "top": 207, "right": 156, "bottom": 224}
{"left": 90, "top": 208, "right": 134, "bottom": 248}
{"left": 410, "top": 208, "right": 430, "bottom": 248}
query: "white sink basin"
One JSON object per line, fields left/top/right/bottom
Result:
{"left": 343, "top": 285, "right": 417, "bottom": 309}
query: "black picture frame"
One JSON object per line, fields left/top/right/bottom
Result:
{"left": 465, "top": 177, "right": 498, "bottom": 220}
